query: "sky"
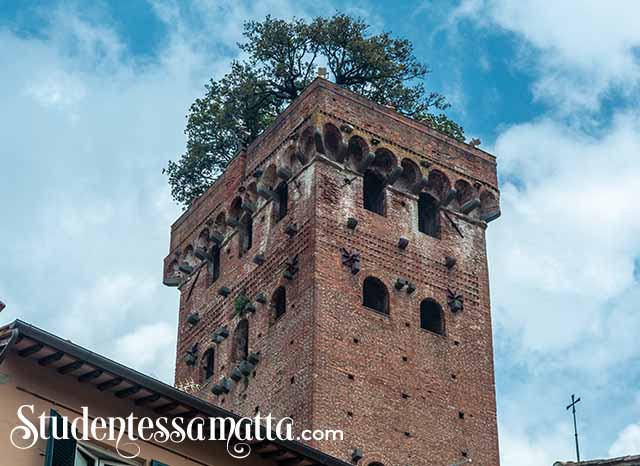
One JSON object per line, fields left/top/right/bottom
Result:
{"left": 0, "top": 1, "right": 639, "bottom": 464}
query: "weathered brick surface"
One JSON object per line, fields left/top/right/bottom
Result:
{"left": 165, "top": 79, "right": 501, "bottom": 466}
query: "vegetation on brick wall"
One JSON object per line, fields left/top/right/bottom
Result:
{"left": 166, "top": 14, "right": 465, "bottom": 207}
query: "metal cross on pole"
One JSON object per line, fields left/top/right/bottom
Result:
{"left": 566, "top": 394, "right": 582, "bottom": 462}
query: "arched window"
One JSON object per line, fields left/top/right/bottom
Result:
{"left": 239, "top": 215, "right": 253, "bottom": 256}
{"left": 272, "top": 286, "right": 286, "bottom": 319}
{"left": 420, "top": 299, "right": 444, "bottom": 335}
{"left": 201, "top": 348, "right": 215, "bottom": 382}
{"left": 232, "top": 319, "right": 249, "bottom": 362}
{"left": 418, "top": 193, "right": 440, "bottom": 238}
{"left": 363, "top": 170, "right": 385, "bottom": 215}
{"left": 207, "top": 245, "right": 220, "bottom": 286}
{"left": 274, "top": 181, "right": 289, "bottom": 222}
{"left": 362, "top": 277, "right": 389, "bottom": 315}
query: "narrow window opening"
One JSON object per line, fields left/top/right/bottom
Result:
{"left": 418, "top": 192, "right": 440, "bottom": 237}
{"left": 202, "top": 348, "right": 215, "bottom": 382}
{"left": 420, "top": 299, "right": 444, "bottom": 335}
{"left": 208, "top": 245, "right": 220, "bottom": 286}
{"left": 272, "top": 286, "right": 286, "bottom": 320}
{"left": 239, "top": 215, "right": 253, "bottom": 256}
{"left": 274, "top": 181, "right": 289, "bottom": 222}
{"left": 232, "top": 319, "right": 249, "bottom": 362}
{"left": 363, "top": 170, "right": 385, "bottom": 215}
{"left": 362, "top": 276, "right": 389, "bottom": 315}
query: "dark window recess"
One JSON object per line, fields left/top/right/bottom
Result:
{"left": 44, "top": 409, "right": 77, "bottom": 466}
{"left": 363, "top": 170, "right": 386, "bottom": 215}
{"left": 363, "top": 276, "right": 389, "bottom": 315}
{"left": 418, "top": 193, "right": 440, "bottom": 237}
{"left": 272, "top": 286, "right": 286, "bottom": 319}
{"left": 202, "top": 348, "right": 215, "bottom": 381}
{"left": 274, "top": 182, "right": 289, "bottom": 222}
{"left": 239, "top": 216, "right": 253, "bottom": 256}
{"left": 232, "top": 319, "right": 249, "bottom": 362}
{"left": 208, "top": 246, "right": 220, "bottom": 286}
{"left": 420, "top": 299, "right": 444, "bottom": 335}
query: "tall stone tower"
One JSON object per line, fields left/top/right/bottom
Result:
{"left": 164, "top": 79, "right": 501, "bottom": 466}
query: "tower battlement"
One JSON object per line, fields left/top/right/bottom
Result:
{"left": 164, "top": 78, "right": 501, "bottom": 466}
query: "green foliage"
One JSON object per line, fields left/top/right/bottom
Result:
{"left": 234, "top": 293, "right": 251, "bottom": 318}
{"left": 166, "top": 14, "right": 465, "bottom": 207}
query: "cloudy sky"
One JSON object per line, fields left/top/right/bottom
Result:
{"left": 1, "top": 0, "right": 639, "bottom": 464}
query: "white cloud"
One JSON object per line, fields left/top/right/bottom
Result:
{"left": 450, "top": 0, "right": 640, "bottom": 111}
{"left": 499, "top": 428, "right": 572, "bottom": 466}
{"left": 609, "top": 423, "right": 640, "bottom": 458}
{"left": 489, "top": 112, "right": 640, "bottom": 354}
{"left": 113, "top": 322, "right": 177, "bottom": 380}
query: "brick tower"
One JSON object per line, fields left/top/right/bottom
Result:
{"left": 164, "top": 78, "right": 501, "bottom": 466}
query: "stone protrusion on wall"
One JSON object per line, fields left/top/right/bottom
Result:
{"left": 257, "top": 185, "right": 275, "bottom": 200}
{"left": 394, "top": 278, "right": 408, "bottom": 291}
{"left": 282, "top": 255, "right": 300, "bottom": 280}
{"left": 277, "top": 166, "right": 293, "bottom": 181}
{"left": 241, "top": 200, "right": 256, "bottom": 214}
{"left": 340, "top": 248, "right": 361, "bottom": 275}
{"left": 285, "top": 223, "right": 299, "bottom": 237}
{"left": 346, "top": 217, "right": 358, "bottom": 230}
{"left": 445, "top": 256, "right": 457, "bottom": 269}
{"left": 411, "top": 175, "right": 430, "bottom": 194}
{"left": 480, "top": 208, "right": 501, "bottom": 223}
{"left": 359, "top": 152, "right": 375, "bottom": 172}
{"left": 211, "top": 377, "right": 231, "bottom": 395}
{"left": 340, "top": 123, "right": 354, "bottom": 133}
{"left": 441, "top": 188, "right": 457, "bottom": 207}
{"left": 178, "top": 262, "right": 194, "bottom": 274}
{"left": 210, "top": 230, "right": 225, "bottom": 246}
{"left": 212, "top": 325, "right": 229, "bottom": 344}
{"left": 163, "top": 276, "right": 181, "bottom": 287}
{"left": 186, "top": 311, "right": 201, "bottom": 326}
{"left": 226, "top": 217, "right": 241, "bottom": 228}
{"left": 447, "top": 289, "right": 464, "bottom": 313}
{"left": 351, "top": 448, "right": 364, "bottom": 463}
{"left": 255, "top": 292, "right": 268, "bottom": 304}
{"left": 398, "top": 237, "right": 409, "bottom": 250}
{"left": 230, "top": 367, "right": 243, "bottom": 382}
{"left": 185, "top": 343, "right": 199, "bottom": 367}
{"left": 218, "top": 286, "right": 231, "bottom": 297}
{"left": 247, "top": 352, "right": 261, "bottom": 365}
{"left": 239, "top": 360, "right": 255, "bottom": 376}
{"left": 194, "top": 247, "right": 207, "bottom": 261}
{"left": 460, "top": 197, "right": 481, "bottom": 215}
{"left": 253, "top": 254, "right": 266, "bottom": 265}
{"left": 406, "top": 282, "right": 416, "bottom": 294}
{"left": 384, "top": 166, "right": 403, "bottom": 186}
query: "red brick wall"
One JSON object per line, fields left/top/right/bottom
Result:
{"left": 166, "top": 79, "right": 501, "bottom": 466}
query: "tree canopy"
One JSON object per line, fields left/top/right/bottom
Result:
{"left": 166, "top": 14, "right": 464, "bottom": 207}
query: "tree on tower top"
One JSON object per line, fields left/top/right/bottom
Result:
{"left": 166, "top": 14, "right": 464, "bottom": 207}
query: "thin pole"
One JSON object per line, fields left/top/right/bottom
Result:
{"left": 566, "top": 394, "right": 581, "bottom": 462}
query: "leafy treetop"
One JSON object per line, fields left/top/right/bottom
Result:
{"left": 166, "top": 14, "right": 464, "bottom": 207}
